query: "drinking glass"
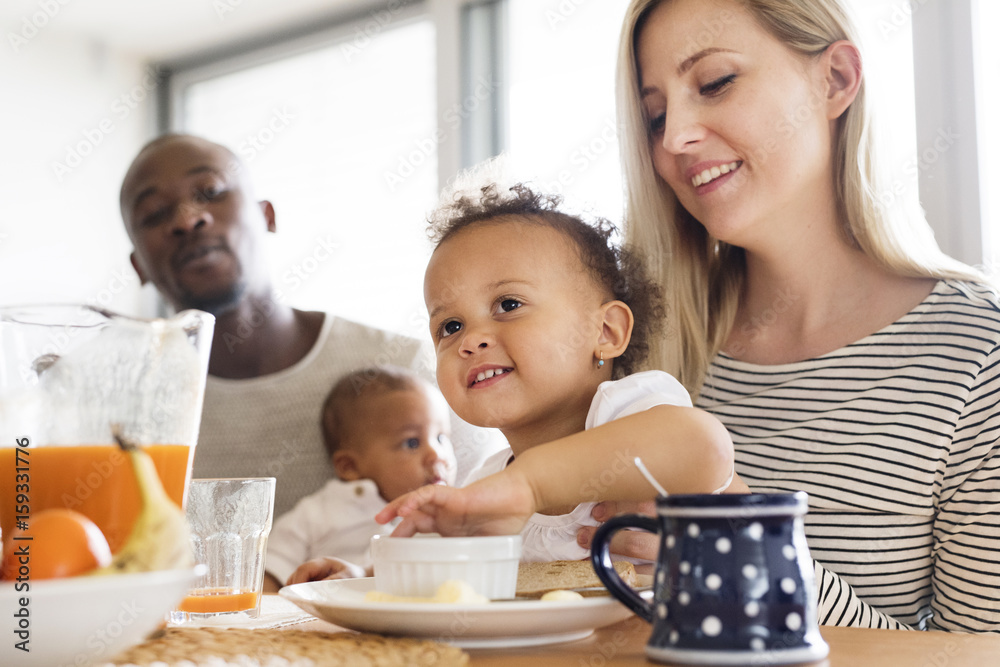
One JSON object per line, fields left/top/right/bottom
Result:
{"left": 171, "top": 477, "right": 276, "bottom": 622}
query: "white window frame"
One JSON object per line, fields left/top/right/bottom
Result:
{"left": 911, "top": 0, "right": 985, "bottom": 268}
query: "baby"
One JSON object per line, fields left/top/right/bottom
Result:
{"left": 264, "top": 365, "right": 456, "bottom": 587}
{"left": 378, "top": 180, "right": 747, "bottom": 558}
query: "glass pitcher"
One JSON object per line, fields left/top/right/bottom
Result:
{"left": 0, "top": 304, "right": 214, "bottom": 552}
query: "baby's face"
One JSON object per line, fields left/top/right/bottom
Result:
{"left": 424, "top": 219, "right": 608, "bottom": 442}
{"left": 347, "top": 386, "right": 456, "bottom": 502}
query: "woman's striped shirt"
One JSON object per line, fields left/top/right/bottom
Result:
{"left": 696, "top": 280, "right": 1000, "bottom": 632}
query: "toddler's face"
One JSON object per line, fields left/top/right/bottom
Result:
{"left": 424, "top": 219, "right": 608, "bottom": 444}
{"left": 344, "top": 385, "right": 456, "bottom": 501}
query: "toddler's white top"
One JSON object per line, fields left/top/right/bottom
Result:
{"left": 465, "top": 370, "right": 692, "bottom": 563}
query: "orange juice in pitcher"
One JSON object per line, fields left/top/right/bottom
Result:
{"left": 0, "top": 443, "right": 192, "bottom": 553}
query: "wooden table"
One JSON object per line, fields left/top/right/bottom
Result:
{"left": 292, "top": 615, "right": 1000, "bottom": 666}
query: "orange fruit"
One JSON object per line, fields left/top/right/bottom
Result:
{"left": 1, "top": 508, "right": 113, "bottom": 580}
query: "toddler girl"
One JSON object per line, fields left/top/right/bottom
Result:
{"left": 378, "top": 181, "right": 746, "bottom": 558}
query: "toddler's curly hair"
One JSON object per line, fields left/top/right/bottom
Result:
{"left": 428, "top": 181, "right": 664, "bottom": 379}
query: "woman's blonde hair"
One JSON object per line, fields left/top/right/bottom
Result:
{"left": 617, "top": 0, "right": 983, "bottom": 396}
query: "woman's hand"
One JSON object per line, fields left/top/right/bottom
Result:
{"left": 286, "top": 557, "right": 367, "bottom": 585}
{"left": 376, "top": 470, "right": 537, "bottom": 537}
{"left": 576, "top": 500, "right": 660, "bottom": 561}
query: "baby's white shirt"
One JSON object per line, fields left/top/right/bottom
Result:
{"left": 264, "top": 478, "right": 393, "bottom": 584}
{"left": 465, "top": 370, "right": 692, "bottom": 562}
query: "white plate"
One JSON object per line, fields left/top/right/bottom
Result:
{"left": 0, "top": 567, "right": 201, "bottom": 667}
{"left": 280, "top": 577, "right": 650, "bottom": 649}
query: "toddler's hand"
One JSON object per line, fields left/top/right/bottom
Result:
{"left": 286, "top": 557, "right": 366, "bottom": 585}
{"left": 376, "top": 471, "right": 535, "bottom": 537}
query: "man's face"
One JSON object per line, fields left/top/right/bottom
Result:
{"left": 121, "top": 137, "right": 272, "bottom": 314}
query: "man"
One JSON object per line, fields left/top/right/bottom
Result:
{"left": 120, "top": 134, "right": 498, "bottom": 520}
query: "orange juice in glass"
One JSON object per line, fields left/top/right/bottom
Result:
{"left": 176, "top": 588, "right": 260, "bottom": 614}
{"left": 0, "top": 305, "right": 213, "bottom": 561}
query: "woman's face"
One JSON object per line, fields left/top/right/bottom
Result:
{"left": 637, "top": 0, "right": 835, "bottom": 250}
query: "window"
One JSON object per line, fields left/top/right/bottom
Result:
{"left": 165, "top": 0, "right": 987, "bottom": 342}
{"left": 171, "top": 12, "right": 437, "bottom": 338}
{"left": 505, "top": 0, "right": 630, "bottom": 223}
{"left": 849, "top": 0, "right": 919, "bottom": 212}
{"left": 975, "top": 0, "right": 1000, "bottom": 269}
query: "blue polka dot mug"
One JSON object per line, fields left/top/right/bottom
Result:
{"left": 590, "top": 492, "right": 828, "bottom": 665}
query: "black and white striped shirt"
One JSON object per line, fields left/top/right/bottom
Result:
{"left": 697, "top": 280, "right": 1000, "bottom": 632}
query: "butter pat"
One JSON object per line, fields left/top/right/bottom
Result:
{"left": 365, "top": 580, "right": 490, "bottom": 604}
{"left": 540, "top": 590, "right": 585, "bottom": 602}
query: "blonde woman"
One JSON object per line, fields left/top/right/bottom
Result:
{"left": 578, "top": 0, "right": 1000, "bottom": 632}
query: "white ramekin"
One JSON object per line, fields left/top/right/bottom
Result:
{"left": 371, "top": 534, "right": 522, "bottom": 599}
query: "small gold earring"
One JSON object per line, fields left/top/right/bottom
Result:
{"left": 597, "top": 352, "right": 605, "bottom": 368}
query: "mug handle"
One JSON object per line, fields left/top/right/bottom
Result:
{"left": 589, "top": 514, "right": 659, "bottom": 623}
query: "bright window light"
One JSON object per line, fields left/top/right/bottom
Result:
{"left": 974, "top": 0, "right": 999, "bottom": 270}
{"left": 177, "top": 19, "right": 437, "bottom": 338}
{"left": 506, "top": 0, "right": 631, "bottom": 224}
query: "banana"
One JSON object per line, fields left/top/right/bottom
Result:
{"left": 89, "top": 428, "right": 193, "bottom": 575}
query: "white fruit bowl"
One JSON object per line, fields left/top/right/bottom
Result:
{"left": 371, "top": 534, "right": 521, "bottom": 599}
{"left": 0, "top": 566, "right": 201, "bottom": 666}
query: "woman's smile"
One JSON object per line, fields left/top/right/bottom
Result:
{"left": 690, "top": 160, "right": 742, "bottom": 189}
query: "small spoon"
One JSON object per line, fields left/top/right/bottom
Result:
{"left": 634, "top": 456, "right": 668, "bottom": 497}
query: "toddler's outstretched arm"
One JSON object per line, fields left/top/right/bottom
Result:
{"left": 378, "top": 405, "right": 736, "bottom": 536}
{"left": 377, "top": 469, "right": 536, "bottom": 537}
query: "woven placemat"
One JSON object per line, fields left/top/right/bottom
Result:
{"left": 104, "top": 627, "right": 469, "bottom": 667}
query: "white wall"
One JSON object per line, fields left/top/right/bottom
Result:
{"left": 0, "top": 27, "right": 157, "bottom": 316}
